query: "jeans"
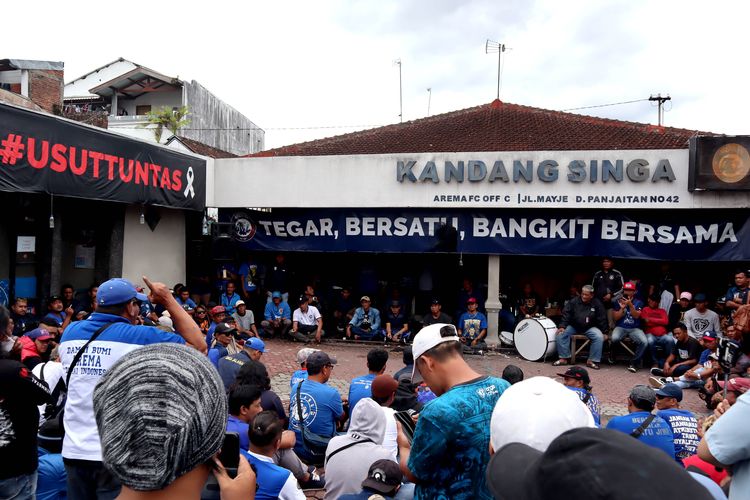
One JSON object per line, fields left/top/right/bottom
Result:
{"left": 0, "top": 472, "right": 37, "bottom": 499}
{"left": 260, "top": 319, "right": 291, "bottom": 337}
{"left": 673, "top": 377, "right": 705, "bottom": 389}
{"left": 647, "top": 333, "right": 675, "bottom": 367}
{"left": 351, "top": 325, "right": 383, "bottom": 340}
{"left": 610, "top": 327, "right": 647, "bottom": 364}
{"left": 64, "top": 459, "right": 121, "bottom": 500}
{"left": 556, "top": 325, "right": 603, "bottom": 362}
{"left": 671, "top": 364, "right": 691, "bottom": 377}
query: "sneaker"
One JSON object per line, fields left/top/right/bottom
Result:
{"left": 299, "top": 471, "right": 325, "bottom": 490}
{"left": 627, "top": 365, "right": 637, "bottom": 373}
{"left": 649, "top": 376, "right": 666, "bottom": 389}
{"left": 650, "top": 368, "right": 665, "bottom": 377}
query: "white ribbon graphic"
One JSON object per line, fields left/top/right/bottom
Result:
{"left": 183, "top": 167, "right": 195, "bottom": 198}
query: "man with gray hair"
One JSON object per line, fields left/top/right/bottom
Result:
{"left": 554, "top": 285, "right": 607, "bottom": 370}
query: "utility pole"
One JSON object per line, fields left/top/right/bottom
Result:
{"left": 394, "top": 58, "right": 403, "bottom": 123}
{"left": 649, "top": 94, "right": 671, "bottom": 126}
{"left": 427, "top": 87, "right": 432, "bottom": 116}
{"left": 486, "top": 40, "right": 508, "bottom": 100}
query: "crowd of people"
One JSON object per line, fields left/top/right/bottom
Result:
{"left": 0, "top": 257, "right": 749, "bottom": 499}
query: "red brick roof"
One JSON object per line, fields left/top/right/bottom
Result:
{"left": 250, "top": 100, "right": 713, "bottom": 157}
{"left": 173, "top": 136, "right": 237, "bottom": 158}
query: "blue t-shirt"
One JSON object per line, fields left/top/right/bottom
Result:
{"left": 566, "top": 386, "right": 601, "bottom": 427}
{"left": 348, "top": 373, "right": 376, "bottom": 415}
{"left": 43, "top": 311, "right": 66, "bottom": 327}
{"left": 221, "top": 293, "right": 241, "bottom": 315}
{"left": 227, "top": 414, "right": 251, "bottom": 451}
{"left": 657, "top": 408, "right": 700, "bottom": 461}
{"left": 238, "top": 262, "right": 259, "bottom": 293}
{"left": 606, "top": 411, "right": 675, "bottom": 459}
{"left": 37, "top": 449, "right": 66, "bottom": 500}
{"left": 264, "top": 301, "right": 292, "bottom": 321}
{"left": 457, "top": 312, "right": 488, "bottom": 340}
{"left": 613, "top": 298, "right": 644, "bottom": 328}
{"left": 241, "top": 450, "right": 293, "bottom": 500}
{"left": 208, "top": 345, "right": 229, "bottom": 369}
{"left": 290, "top": 369, "right": 308, "bottom": 389}
{"left": 408, "top": 376, "right": 509, "bottom": 500}
{"left": 289, "top": 379, "right": 343, "bottom": 457}
{"left": 176, "top": 296, "right": 197, "bottom": 311}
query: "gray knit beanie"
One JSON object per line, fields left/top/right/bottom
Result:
{"left": 93, "top": 343, "right": 227, "bottom": 491}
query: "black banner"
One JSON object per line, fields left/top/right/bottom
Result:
{"left": 689, "top": 136, "right": 750, "bottom": 191}
{"left": 0, "top": 103, "right": 206, "bottom": 210}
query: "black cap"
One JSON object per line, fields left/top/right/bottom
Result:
{"left": 556, "top": 366, "right": 590, "bottom": 385}
{"left": 214, "top": 323, "right": 237, "bottom": 336}
{"left": 694, "top": 293, "right": 708, "bottom": 302}
{"left": 361, "top": 459, "right": 402, "bottom": 495}
{"left": 299, "top": 294, "right": 309, "bottom": 303}
{"left": 305, "top": 351, "right": 337, "bottom": 371}
{"left": 430, "top": 298, "right": 441, "bottom": 305}
{"left": 48, "top": 295, "right": 63, "bottom": 303}
{"left": 390, "top": 300, "right": 401, "bottom": 307}
{"left": 486, "top": 428, "right": 712, "bottom": 500}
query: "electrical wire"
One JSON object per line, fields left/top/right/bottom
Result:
{"left": 562, "top": 98, "right": 650, "bottom": 112}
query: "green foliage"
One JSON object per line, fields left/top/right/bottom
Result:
{"left": 140, "top": 106, "right": 190, "bottom": 142}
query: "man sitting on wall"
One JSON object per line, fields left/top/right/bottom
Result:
{"left": 347, "top": 296, "right": 382, "bottom": 341}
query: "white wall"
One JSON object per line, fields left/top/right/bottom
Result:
{"left": 121, "top": 89, "right": 182, "bottom": 116}
{"left": 122, "top": 205, "right": 186, "bottom": 287}
{"left": 64, "top": 59, "right": 137, "bottom": 98}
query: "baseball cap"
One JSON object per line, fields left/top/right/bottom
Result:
{"left": 390, "top": 300, "right": 401, "bottom": 307}
{"left": 490, "top": 377, "right": 595, "bottom": 453}
{"left": 486, "top": 428, "right": 713, "bottom": 500}
{"left": 271, "top": 291, "right": 282, "bottom": 299}
{"left": 296, "top": 348, "right": 319, "bottom": 365}
{"left": 629, "top": 385, "right": 656, "bottom": 407}
{"left": 371, "top": 374, "right": 399, "bottom": 400}
{"left": 556, "top": 366, "right": 591, "bottom": 386}
{"left": 702, "top": 331, "right": 719, "bottom": 341}
{"left": 306, "top": 351, "right": 337, "bottom": 372}
{"left": 48, "top": 295, "right": 63, "bottom": 303}
{"left": 97, "top": 278, "right": 148, "bottom": 307}
{"left": 466, "top": 297, "right": 478, "bottom": 304}
{"left": 298, "top": 294, "right": 309, "bottom": 303}
{"left": 93, "top": 344, "right": 226, "bottom": 491}
{"left": 694, "top": 293, "right": 708, "bottom": 302}
{"left": 361, "top": 459, "right": 402, "bottom": 495}
{"left": 623, "top": 282, "right": 636, "bottom": 291}
{"left": 718, "top": 377, "right": 750, "bottom": 394}
{"left": 360, "top": 295, "right": 371, "bottom": 303}
{"left": 430, "top": 298, "right": 441, "bottom": 305}
{"left": 655, "top": 382, "right": 683, "bottom": 401}
{"left": 209, "top": 305, "right": 226, "bottom": 316}
{"left": 25, "top": 328, "right": 53, "bottom": 341}
{"left": 235, "top": 300, "right": 245, "bottom": 307}
{"left": 246, "top": 337, "right": 265, "bottom": 353}
{"left": 157, "top": 316, "right": 174, "bottom": 331}
{"left": 214, "top": 323, "right": 236, "bottom": 336}
{"left": 679, "top": 292, "right": 693, "bottom": 301}
{"left": 411, "top": 323, "right": 460, "bottom": 378}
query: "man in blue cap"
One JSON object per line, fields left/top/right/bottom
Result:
{"left": 261, "top": 291, "right": 291, "bottom": 338}
{"left": 654, "top": 382, "right": 700, "bottom": 462}
{"left": 58, "top": 276, "right": 206, "bottom": 500}
{"left": 217, "top": 337, "right": 266, "bottom": 390}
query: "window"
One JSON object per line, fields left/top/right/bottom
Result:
{"left": 136, "top": 105, "right": 152, "bottom": 115}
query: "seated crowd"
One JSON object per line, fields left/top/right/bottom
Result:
{"left": 0, "top": 260, "right": 748, "bottom": 499}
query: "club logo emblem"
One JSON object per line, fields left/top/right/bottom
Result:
{"left": 712, "top": 143, "right": 750, "bottom": 184}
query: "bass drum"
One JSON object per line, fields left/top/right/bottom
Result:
{"left": 499, "top": 330, "right": 515, "bottom": 346}
{"left": 514, "top": 317, "right": 558, "bottom": 361}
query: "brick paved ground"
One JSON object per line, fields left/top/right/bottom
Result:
{"left": 260, "top": 338, "right": 710, "bottom": 498}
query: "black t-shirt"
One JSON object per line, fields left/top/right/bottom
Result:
{"left": 672, "top": 337, "right": 702, "bottom": 362}
{"left": 423, "top": 312, "right": 453, "bottom": 326}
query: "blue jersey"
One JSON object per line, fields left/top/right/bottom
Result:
{"left": 408, "top": 376, "right": 509, "bottom": 500}
{"left": 657, "top": 408, "right": 700, "bottom": 461}
{"left": 348, "top": 373, "right": 376, "bottom": 415}
{"left": 613, "top": 298, "right": 644, "bottom": 328}
{"left": 226, "top": 414, "right": 250, "bottom": 451}
{"left": 289, "top": 380, "right": 343, "bottom": 457}
{"left": 290, "top": 369, "right": 308, "bottom": 389}
{"left": 457, "top": 312, "right": 488, "bottom": 340}
{"left": 241, "top": 450, "right": 298, "bottom": 500}
{"left": 606, "top": 412, "right": 675, "bottom": 459}
{"left": 36, "top": 449, "right": 66, "bottom": 500}
{"left": 566, "top": 387, "right": 602, "bottom": 427}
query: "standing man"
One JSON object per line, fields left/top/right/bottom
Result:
{"left": 347, "top": 296, "right": 381, "bottom": 341}
{"left": 669, "top": 292, "right": 693, "bottom": 330}
{"left": 554, "top": 285, "right": 607, "bottom": 370}
{"left": 456, "top": 297, "right": 488, "bottom": 354}
{"left": 606, "top": 385, "right": 675, "bottom": 459}
{"left": 684, "top": 293, "right": 722, "bottom": 341}
{"left": 609, "top": 282, "right": 647, "bottom": 373}
{"left": 220, "top": 282, "right": 242, "bottom": 316}
{"left": 651, "top": 323, "right": 702, "bottom": 379}
{"left": 348, "top": 348, "right": 389, "bottom": 414}
{"left": 59, "top": 277, "right": 205, "bottom": 500}
{"left": 266, "top": 254, "right": 291, "bottom": 304}
{"left": 290, "top": 294, "right": 323, "bottom": 343}
{"left": 233, "top": 300, "right": 259, "bottom": 338}
{"left": 591, "top": 256, "right": 624, "bottom": 329}
{"left": 654, "top": 383, "right": 700, "bottom": 462}
{"left": 262, "top": 292, "right": 292, "bottom": 338}
{"left": 238, "top": 254, "right": 261, "bottom": 307}
{"left": 397, "top": 324, "right": 509, "bottom": 499}
{"left": 422, "top": 298, "right": 452, "bottom": 327}
{"left": 43, "top": 295, "right": 73, "bottom": 332}
{"left": 10, "top": 297, "right": 36, "bottom": 336}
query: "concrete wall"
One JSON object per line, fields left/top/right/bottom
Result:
{"left": 122, "top": 205, "right": 186, "bottom": 287}
{"left": 183, "top": 80, "right": 264, "bottom": 156}
{"left": 120, "top": 89, "right": 182, "bottom": 116}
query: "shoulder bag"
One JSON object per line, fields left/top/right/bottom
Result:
{"left": 296, "top": 380, "right": 334, "bottom": 463}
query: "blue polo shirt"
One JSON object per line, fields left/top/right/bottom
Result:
{"left": 289, "top": 379, "right": 343, "bottom": 458}
{"left": 606, "top": 412, "right": 675, "bottom": 459}
{"left": 348, "top": 373, "right": 376, "bottom": 415}
{"left": 226, "top": 414, "right": 250, "bottom": 451}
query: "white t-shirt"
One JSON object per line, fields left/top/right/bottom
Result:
{"left": 32, "top": 361, "right": 65, "bottom": 426}
{"left": 293, "top": 306, "right": 321, "bottom": 326}
{"left": 381, "top": 406, "right": 398, "bottom": 462}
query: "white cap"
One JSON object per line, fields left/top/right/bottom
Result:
{"left": 411, "top": 323, "right": 460, "bottom": 377}
{"left": 490, "top": 376, "right": 595, "bottom": 453}
{"left": 157, "top": 316, "right": 174, "bottom": 331}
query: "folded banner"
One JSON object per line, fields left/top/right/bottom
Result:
{"left": 223, "top": 208, "right": 750, "bottom": 261}
{"left": 0, "top": 103, "right": 206, "bottom": 210}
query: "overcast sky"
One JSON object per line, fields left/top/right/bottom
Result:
{"left": 5, "top": 0, "right": 750, "bottom": 149}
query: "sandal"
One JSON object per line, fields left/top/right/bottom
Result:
{"left": 587, "top": 361, "right": 600, "bottom": 370}
{"left": 552, "top": 359, "right": 570, "bottom": 366}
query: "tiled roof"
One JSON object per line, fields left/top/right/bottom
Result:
{"left": 174, "top": 136, "right": 237, "bottom": 158}
{"left": 250, "top": 100, "right": 714, "bottom": 157}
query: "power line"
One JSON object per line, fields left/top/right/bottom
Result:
{"left": 561, "top": 98, "right": 650, "bottom": 112}
{"left": 113, "top": 124, "right": 386, "bottom": 131}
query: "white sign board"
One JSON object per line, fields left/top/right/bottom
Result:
{"left": 16, "top": 236, "right": 36, "bottom": 253}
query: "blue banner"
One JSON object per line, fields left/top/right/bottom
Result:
{"left": 221, "top": 209, "right": 750, "bottom": 261}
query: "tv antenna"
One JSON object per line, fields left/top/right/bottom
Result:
{"left": 486, "top": 40, "right": 510, "bottom": 100}
{"left": 393, "top": 58, "right": 403, "bottom": 122}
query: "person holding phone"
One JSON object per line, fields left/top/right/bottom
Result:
{"left": 93, "top": 343, "right": 256, "bottom": 499}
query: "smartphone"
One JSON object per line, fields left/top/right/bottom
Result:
{"left": 218, "top": 432, "right": 240, "bottom": 470}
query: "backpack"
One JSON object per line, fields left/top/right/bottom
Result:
{"left": 37, "top": 362, "right": 67, "bottom": 453}
{"left": 733, "top": 304, "right": 750, "bottom": 333}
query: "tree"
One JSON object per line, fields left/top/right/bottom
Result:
{"left": 140, "top": 106, "right": 190, "bottom": 143}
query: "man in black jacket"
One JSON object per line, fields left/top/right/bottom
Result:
{"left": 554, "top": 285, "right": 607, "bottom": 370}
